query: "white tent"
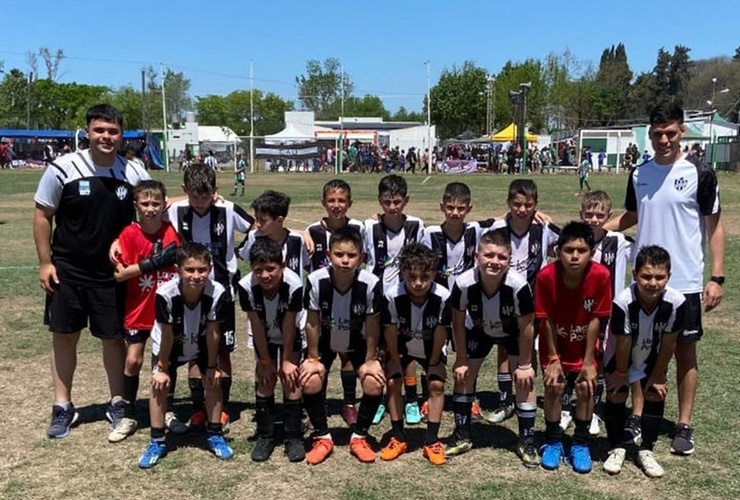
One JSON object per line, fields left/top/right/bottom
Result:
{"left": 198, "top": 125, "right": 239, "bottom": 142}
{"left": 264, "top": 123, "right": 316, "bottom": 144}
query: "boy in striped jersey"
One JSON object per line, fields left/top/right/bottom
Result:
{"left": 602, "top": 245, "right": 685, "bottom": 478}
{"left": 305, "top": 179, "right": 365, "bottom": 425}
{"left": 237, "top": 238, "right": 306, "bottom": 463}
{"left": 380, "top": 243, "right": 451, "bottom": 465}
{"left": 448, "top": 229, "right": 538, "bottom": 467}
{"left": 300, "top": 227, "right": 385, "bottom": 465}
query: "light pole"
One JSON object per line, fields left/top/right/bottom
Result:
{"left": 486, "top": 76, "right": 496, "bottom": 136}
{"left": 518, "top": 82, "right": 532, "bottom": 172}
{"left": 708, "top": 77, "right": 730, "bottom": 169}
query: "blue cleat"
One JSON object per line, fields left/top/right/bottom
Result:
{"left": 207, "top": 434, "right": 234, "bottom": 460}
{"left": 569, "top": 443, "right": 593, "bottom": 473}
{"left": 138, "top": 440, "right": 167, "bottom": 469}
{"left": 540, "top": 442, "right": 564, "bottom": 470}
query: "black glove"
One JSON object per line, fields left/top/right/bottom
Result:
{"left": 139, "top": 242, "right": 178, "bottom": 274}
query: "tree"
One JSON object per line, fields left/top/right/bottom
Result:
{"left": 195, "top": 90, "right": 293, "bottom": 136}
{"left": 493, "top": 59, "right": 548, "bottom": 132}
{"left": 295, "top": 58, "right": 352, "bottom": 120}
{"left": 734, "top": 46, "right": 740, "bottom": 61}
{"left": 38, "top": 47, "right": 65, "bottom": 82}
{"left": 163, "top": 69, "right": 192, "bottom": 124}
{"left": 31, "top": 79, "right": 108, "bottom": 129}
{"left": 428, "top": 61, "right": 489, "bottom": 138}
{"left": 594, "top": 43, "right": 633, "bottom": 124}
{"left": 0, "top": 69, "right": 30, "bottom": 128}
{"left": 344, "top": 94, "right": 389, "bottom": 119}
{"left": 668, "top": 45, "right": 692, "bottom": 104}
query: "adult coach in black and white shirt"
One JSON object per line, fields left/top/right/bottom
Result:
{"left": 606, "top": 103, "right": 725, "bottom": 456}
{"left": 34, "top": 104, "right": 151, "bottom": 440}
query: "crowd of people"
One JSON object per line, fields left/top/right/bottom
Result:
{"left": 33, "top": 103, "right": 723, "bottom": 479}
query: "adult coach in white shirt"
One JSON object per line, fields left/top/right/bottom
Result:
{"left": 605, "top": 103, "right": 725, "bottom": 456}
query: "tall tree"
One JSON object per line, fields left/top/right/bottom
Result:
{"left": 343, "top": 94, "right": 389, "bottom": 119}
{"left": 295, "top": 58, "right": 352, "bottom": 120}
{"left": 195, "top": 90, "right": 293, "bottom": 136}
{"left": 594, "top": 43, "right": 633, "bottom": 124}
{"left": 38, "top": 47, "right": 65, "bottom": 82}
{"left": 668, "top": 45, "right": 692, "bottom": 104}
{"left": 494, "top": 58, "right": 548, "bottom": 132}
{"left": 429, "top": 61, "right": 489, "bottom": 138}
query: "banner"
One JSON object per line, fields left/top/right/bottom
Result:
{"left": 442, "top": 159, "right": 478, "bottom": 173}
{"left": 255, "top": 141, "right": 321, "bottom": 160}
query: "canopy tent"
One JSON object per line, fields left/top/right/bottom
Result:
{"left": 264, "top": 123, "right": 316, "bottom": 144}
{"left": 491, "top": 123, "right": 538, "bottom": 142}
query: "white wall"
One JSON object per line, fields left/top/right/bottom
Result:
{"left": 388, "top": 125, "right": 436, "bottom": 153}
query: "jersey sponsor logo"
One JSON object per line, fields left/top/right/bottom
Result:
{"left": 115, "top": 185, "right": 128, "bottom": 200}
{"left": 602, "top": 251, "right": 616, "bottom": 266}
{"left": 78, "top": 180, "right": 91, "bottom": 196}
{"left": 674, "top": 177, "right": 688, "bottom": 191}
{"left": 583, "top": 298, "right": 594, "bottom": 312}
{"left": 557, "top": 324, "right": 587, "bottom": 342}
{"left": 639, "top": 336, "right": 653, "bottom": 351}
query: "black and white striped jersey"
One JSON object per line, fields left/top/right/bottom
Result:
{"left": 238, "top": 229, "right": 309, "bottom": 277}
{"left": 382, "top": 281, "right": 451, "bottom": 360}
{"left": 151, "top": 278, "right": 227, "bottom": 363}
{"left": 304, "top": 267, "right": 382, "bottom": 354}
{"left": 306, "top": 218, "right": 366, "bottom": 272}
{"left": 167, "top": 199, "right": 254, "bottom": 293}
{"left": 364, "top": 215, "right": 425, "bottom": 292}
{"left": 34, "top": 149, "right": 150, "bottom": 285}
{"left": 237, "top": 267, "right": 305, "bottom": 345}
{"left": 605, "top": 283, "right": 686, "bottom": 382}
{"left": 593, "top": 231, "right": 633, "bottom": 298}
{"left": 421, "top": 221, "right": 485, "bottom": 290}
{"left": 451, "top": 267, "right": 534, "bottom": 338}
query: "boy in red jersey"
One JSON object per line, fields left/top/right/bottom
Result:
{"left": 535, "top": 222, "right": 612, "bottom": 473}
{"left": 111, "top": 180, "right": 181, "bottom": 442}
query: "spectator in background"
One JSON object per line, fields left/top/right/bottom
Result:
{"left": 598, "top": 150, "right": 606, "bottom": 173}
{"left": 204, "top": 150, "right": 218, "bottom": 171}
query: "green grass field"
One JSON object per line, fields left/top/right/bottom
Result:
{"left": 0, "top": 168, "right": 738, "bottom": 500}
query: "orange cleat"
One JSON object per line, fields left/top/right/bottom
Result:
{"left": 380, "top": 437, "right": 408, "bottom": 461}
{"left": 306, "top": 437, "right": 334, "bottom": 465}
{"left": 423, "top": 441, "right": 447, "bottom": 465}
{"left": 350, "top": 436, "right": 376, "bottom": 463}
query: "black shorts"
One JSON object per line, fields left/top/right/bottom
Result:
{"left": 400, "top": 354, "right": 447, "bottom": 381}
{"left": 264, "top": 341, "right": 301, "bottom": 362}
{"left": 678, "top": 293, "right": 703, "bottom": 343}
{"left": 151, "top": 349, "right": 208, "bottom": 376}
{"left": 319, "top": 346, "right": 368, "bottom": 374}
{"left": 219, "top": 299, "right": 237, "bottom": 353}
{"left": 125, "top": 329, "right": 151, "bottom": 344}
{"left": 466, "top": 329, "right": 519, "bottom": 359}
{"left": 44, "top": 282, "right": 125, "bottom": 339}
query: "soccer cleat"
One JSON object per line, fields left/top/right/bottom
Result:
{"left": 138, "top": 440, "right": 167, "bottom": 469}
{"left": 380, "top": 437, "right": 408, "bottom": 461}
{"left": 251, "top": 436, "right": 276, "bottom": 462}
{"left": 589, "top": 414, "right": 602, "bottom": 436}
{"left": 341, "top": 404, "right": 358, "bottom": 426}
{"left": 539, "top": 442, "right": 564, "bottom": 470}
{"left": 670, "top": 424, "right": 695, "bottom": 456}
{"left": 46, "top": 404, "right": 80, "bottom": 439}
{"left": 306, "top": 437, "right": 334, "bottom": 465}
{"left": 165, "top": 411, "right": 188, "bottom": 434}
{"left": 105, "top": 399, "right": 126, "bottom": 431}
{"left": 349, "top": 436, "right": 376, "bottom": 463}
{"left": 471, "top": 401, "right": 484, "bottom": 423}
{"left": 423, "top": 441, "right": 446, "bottom": 465}
{"left": 603, "top": 447, "right": 626, "bottom": 475}
{"left": 444, "top": 437, "right": 473, "bottom": 457}
{"left": 637, "top": 449, "right": 665, "bottom": 478}
{"left": 108, "top": 417, "right": 138, "bottom": 443}
{"left": 207, "top": 434, "right": 234, "bottom": 460}
{"left": 284, "top": 438, "right": 306, "bottom": 462}
{"left": 485, "top": 402, "right": 515, "bottom": 424}
{"left": 372, "top": 403, "right": 386, "bottom": 425}
{"left": 516, "top": 439, "right": 540, "bottom": 468}
{"left": 569, "top": 443, "right": 593, "bottom": 473}
{"left": 559, "top": 410, "right": 573, "bottom": 431}
{"left": 189, "top": 410, "right": 207, "bottom": 432}
{"left": 420, "top": 400, "right": 429, "bottom": 423}
{"left": 623, "top": 414, "right": 643, "bottom": 446}
{"left": 220, "top": 411, "right": 231, "bottom": 435}
{"left": 405, "top": 402, "right": 422, "bottom": 425}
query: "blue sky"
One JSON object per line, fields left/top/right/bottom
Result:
{"left": 2, "top": 0, "right": 737, "bottom": 114}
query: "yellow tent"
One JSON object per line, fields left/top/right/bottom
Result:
{"left": 491, "top": 123, "right": 538, "bottom": 142}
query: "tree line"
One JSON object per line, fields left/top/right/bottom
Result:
{"left": 1, "top": 45, "right": 739, "bottom": 139}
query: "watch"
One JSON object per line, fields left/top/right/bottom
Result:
{"left": 710, "top": 276, "right": 725, "bottom": 286}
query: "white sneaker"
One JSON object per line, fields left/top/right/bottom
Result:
{"left": 108, "top": 417, "right": 137, "bottom": 443}
{"left": 559, "top": 410, "right": 573, "bottom": 431}
{"left": 165, "top": 411, "right": 188, "bottom": 434}
{"left": 603, "top": 447, "right": 626, "bottom": 475}
{"left": 589, "top": 414, "right": 602, "bottom": 436}
{"left": 637, "top": 449, "right": 665, "bottom": 478}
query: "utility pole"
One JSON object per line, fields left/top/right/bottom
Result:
{"left": 141, "top": 69, "right": 146, "bottom": 131}
{"left": 160, "top": 63, "right": 169, "bottom": 171}
{"left": 250, "top": 59, "right": 254, "bottom": 174}
{"left": 26, "top": 71, "right": 32, "bottom": 129}
{"left": 425, "top": 60, "right": 432, "bottom": 170}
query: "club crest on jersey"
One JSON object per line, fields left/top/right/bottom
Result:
{"left": 602, "top": 251, "right": 616, "bottom": 266}
{"left": 501, "top": 305, "right": 514, "bottom": 316}
{"left": 277, "top": 301, "right": 288, "bottom": 313}
{"left": 115, "top": 185, "right": 128, "bottom": 200}
{"left": 654, "top": 321, "right": 667, "bottom": 334}
{"left": 138, "top": 274, "right": 154, "bottom": 292}
{"left": 426, "top": 316, "right": 438, "bottom": 329}
{"left": 288, "top": 256, "right": 299, "bottom": 271}
{"left": 530, "top": 242, "right": 541, "bottom": 256}
{"left": 674, "top": 177, "right": 688, "bottom": 191}
{"left": 352, "top": 302, "right": 366, "bottom": 315}
{"left": 213, "top": 221, "right": 225, "bottom": 236}
{"left": 583, "top": 298, "right": 594, "bottom": 312}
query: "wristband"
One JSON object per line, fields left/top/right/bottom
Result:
{"left": 547, "top": 354, "right": 560, "bottom": 362}
{"left": 615, "top": 370, "right": 628, "bottom": 377}
{"left": 517, "top": 363, "right": 533, "bottom": 370}
{"left": 306, "top": 357, "right": 320, "bottom": 363}
{"left": 157, "top": 359, "right": 170, "bottom": 371}
{"left": 259, "top": 358, "right": 272, "bottom": 365}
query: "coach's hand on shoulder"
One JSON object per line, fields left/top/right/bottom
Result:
{"left": 39, "top": 263, "right": 59, "bottom": 294}
{"left": 703, "top": 281, "right": 723, "bottom": 312}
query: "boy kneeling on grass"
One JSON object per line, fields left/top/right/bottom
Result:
{"left": 603, "top": 245, "right": 684, "bottom": 478}
{"left": 138, "top": 243, "right": 233, "bottom": 468}
{"left": 535, "top": 222, "right": 612, "bottom": 473}
{"left": 300, "top": 226, "right": 385, "bottom": 465}
{"left": 237, "top": 238, "right": 306, "bottom": 463}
